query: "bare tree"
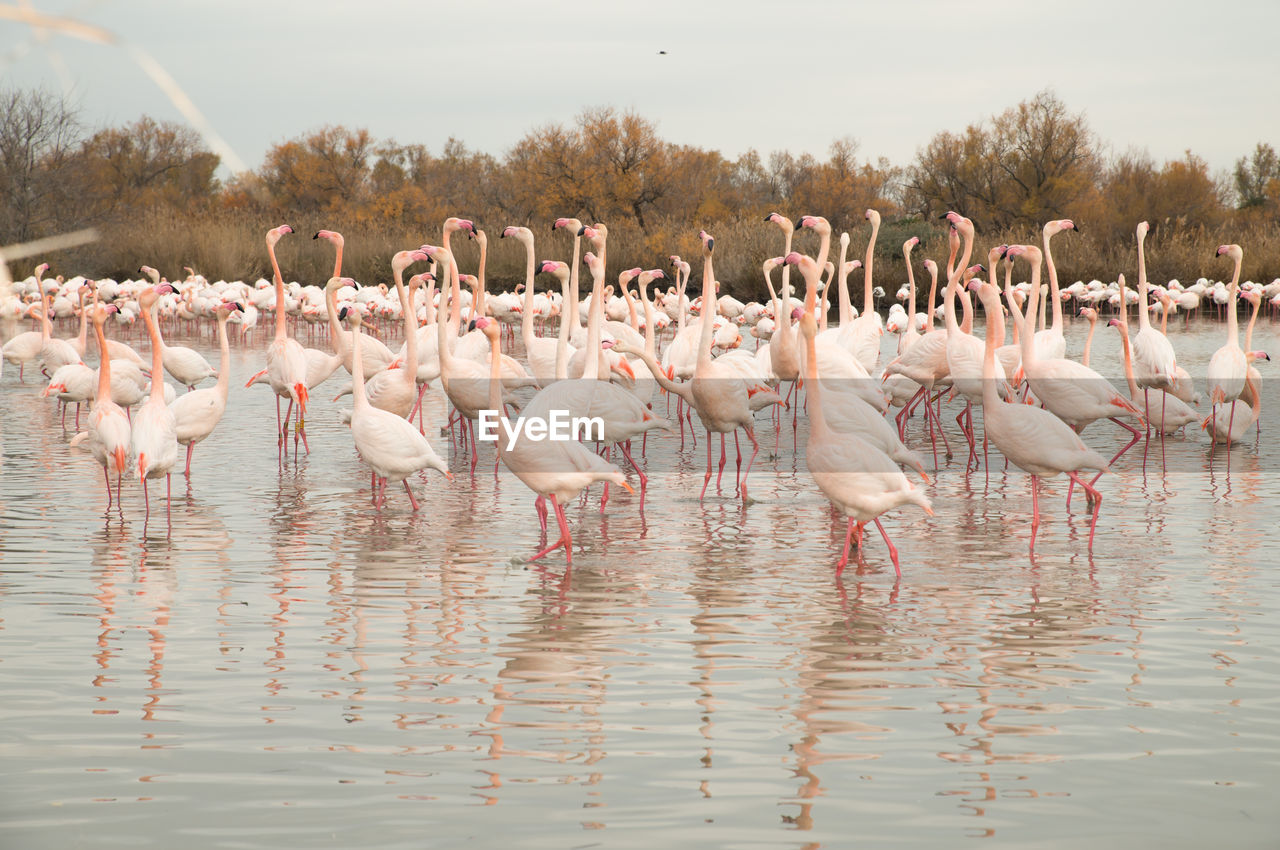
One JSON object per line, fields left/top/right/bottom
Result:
{"left": 0, "top": 88, "right": 84, "bottom": 243}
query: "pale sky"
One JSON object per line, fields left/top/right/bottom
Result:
{"left": 3, "top": 0, "right": 1278, "bottom": 180}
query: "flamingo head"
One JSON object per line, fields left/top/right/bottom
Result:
{"left": 698, "top": 230, "right": 714, "bottom": 253}
{"left": 1136, "top": 220, "right": 1149, "bottom": 240}
{"left": 551, "top": 217, "right": 582, "bottom": 233}
{"left": 446, "top": 218, "right": 476, "bottom": 239}
{"left": 794, "top": 214, "right": 828, "bottom": 233}
{"left": 501, "top": 225, "right": 531, "bottom": 242}
{"left": 266, "top": 224, "right": 293, "bottom": 247}
{"left": 313, "top": 229, "right": 344, "bottom": 247}
{"left": 864, "top": 208, "right": 881, "bottom": 227}
{"left": 538, "top": 260, "right": 569, "bottom": 278}
{"left": 904, "top": 236, "right": 921, "bottom": 252}
{"left": 1216, "top": 244, "right": 1242, "bottom": 261}
{"left": 764, "top": 212, "right": 793, "bottom": 234}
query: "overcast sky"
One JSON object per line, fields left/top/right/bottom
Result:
{"left": 3, "top": 0, "right": 1278, "bottom": 179}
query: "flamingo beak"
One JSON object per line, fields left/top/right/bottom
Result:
{"left": 619, "top": 480, "right": 636, "bottom": 495}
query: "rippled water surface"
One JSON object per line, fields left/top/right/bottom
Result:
{"left": 3, "top": 317, "right": 1279, "bottom": 849}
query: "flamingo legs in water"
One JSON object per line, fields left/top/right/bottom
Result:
{"left": 527, "top": 493, "right": 572, "bottom": 565}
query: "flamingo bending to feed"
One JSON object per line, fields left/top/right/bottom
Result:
{"left": 338, "top": 250, "right": 430, "bottom": 419}
{"left": 1111, "top": 317, "right": 1197, "bottom": 435}
{"left": 138, "top": 267, "right": 216, "bottom": 389}
{"left": 1202, "top": 351, "right": 1268, "bottom": 444}
{"left": 342, "top": 303, "right": 451, "bottom": 509}
{"left": 478, "top": 316, "right": 631, "bottom": 565}
{"left": 784, "top": 250, "right": 928, "bottom": 481}
{"left": 170, "top": 302, "right": 242, "bottom": 477}
{"left": 799, "top": 307, "right": 932, "bottom": 578}
{"left": 522, "top": 250, "right": 671, "bottom": 509}
{"left": 1005, "top": 243, "right": 1144, "bottom": 477}
{"left": 2, "top": 302, "right": 49, "bottom": 381}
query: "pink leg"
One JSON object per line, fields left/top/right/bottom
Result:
{"left": 739, "top": 426, "right": 759, "bottom": 500}
{"left": 1091, "top": 418, "right": 1141, "bottom": 489}
{"left": 1029, "top": 475, "right": 1040, "bottom": 552}
{"left": 185, "top": 442, "right": 194, "bottom": 477}
{"left": 836, "top": 517, "right": 855, "bottom": 576}
{"left": 700, "top": 429, "right": 713, "bottom": 500}
{"left": 403, "top": 480, "right": 421, "bottom": 511}
{"left": 535, "top": 496, "right": 548, "bottom": 533}
{"left": 1067, "top": 471, "right": 1103, "bottom": 550}
{"left": 619, "top": 441, "right": 647, "bottom": 510}
{"left": 715, "top": 434, "right": 727, "bottom": 489}
{"left": 527, "top": 493, "right": 572, "bottom": 564}
{"left": 873, "top": 518, "right": 902, "bottom": 579}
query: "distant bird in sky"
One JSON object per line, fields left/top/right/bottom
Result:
{"left": 658, "top": 50, "right": 667, "bottom": 54}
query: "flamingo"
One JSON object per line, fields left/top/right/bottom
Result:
{"left": 341, "top": 302, "right": 451, "bottom": 509}
{"left": 477, "top": 315, "right": 630, "bottom": 565}
{"left": 1129, "top": 222, "right": 1190, "bottom": 439}
{"left": 138, "top": 267, "right": 216, "bottom": 389}
{"left": 784, "top": 250, "right": 927, "bottom": 480}
{"left": 79, "top": 304, "right": 132, "bottom": 508}
{"left": 764, "top": 212, "right": 802, "bottom": 396}
{"left": 839, "top": 208, "right": 885, "bottom": 372}
{"left": 338, "top": 250, "right": 430, "bottom": 419}
{"left": 1035, "top": 219, "right": 1077, "bottom": 361}
{"left": 689, "top": 231, "right": 763, "bottom": 500}
{"left": 519, "top": 251, "right": 671, "bottom": 509}
{"left": 258, "top": 225, "right": 311, "bottom": 454}
{"left": 1202, "top": 352, "right": 1268, "bottom": 444}
{"left": 169, "top": 301, "right": 242, "bottom": 477}
{"left": 313, "top": 229, "right": 395, "bottom": 378}
{"left": 1005, "top": 243, "right": 1144, "bottom": 479}
{"left": 2, "top": 302, "right": 49, "bottom": 381}
{"left": 505, "top": 225, "right": 569, "bottom": 387}
{"left": 132, "top": 285, "right": 179, "bottom": 519}
{"left": 1206, "top": 244, "right": 1250, "bottom": 444}
{"left": 798, "top": 306, "right": 932, "bottom": 578}
{"left": 883, "top": 224, "right": 960, "bottom": 463}
{"left": 1111, "top": 317, "right": 1197, "bottom": 435}
{"left": 971, "top": 275, "right": 1109, "bottom": 551}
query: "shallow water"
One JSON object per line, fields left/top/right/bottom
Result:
{"left": 2, "top": 315, "right": 1279, "bottom": 849}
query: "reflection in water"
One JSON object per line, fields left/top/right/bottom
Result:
{"left": 1, "top": 322, "right": 1278, "bottom": 848}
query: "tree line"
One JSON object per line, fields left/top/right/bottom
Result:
{"left": 2, "top": 87, "right": 1277, "bottom": 298}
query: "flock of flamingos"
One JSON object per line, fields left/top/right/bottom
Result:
{"left": 0, "top": 212, "right": 1272, "bottom": 577}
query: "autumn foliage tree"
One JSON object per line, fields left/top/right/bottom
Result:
{"left": 79, "top": 116, "right": 220, "bottom": 214}
{"left": 905, "top": 89, "right": 1100, "bottom": 229}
